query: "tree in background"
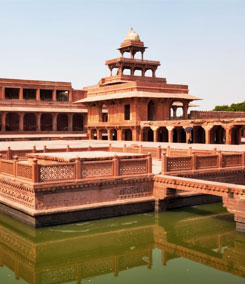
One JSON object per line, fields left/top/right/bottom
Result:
{"left": 213, "top": 101, "right": 245, "bottom": 112}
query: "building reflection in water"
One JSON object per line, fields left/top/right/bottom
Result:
{"left": 0, "top": 203, "right": 245, "bottom": 283}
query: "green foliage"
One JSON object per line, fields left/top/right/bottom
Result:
{"left": 213, "top": 101, "right": 245, "bottom": 112}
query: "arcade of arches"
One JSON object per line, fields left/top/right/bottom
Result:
{"left": 87, "top": 124, "right": 244, "bottom": 145}
{"left": 0, "top": 112, "right": 85, "bottom": 132}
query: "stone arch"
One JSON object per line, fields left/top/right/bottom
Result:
{"left": 111, "top": 68, "right": 119, "bottom": 76}
{"left": 99, "top": 129, "right": 108, "bottom": 140}
{"left": 157, "top": 127, "right": 168, "bottom": 142}
{"left": 231, "top": 126, "right": 242, "bottom": 145}
{"left": 147, "top": 100, "right": 155, "bottom": 121}
{"left": 57, "top": 114, "right": 68, "bottom": 131}
{"left": 173, "top": 127, "right": 186, "bottom": 143}
{"left": 142, "top": 127, "right": 154, "bottom": 142}
{"left": 109, "top": 129, "right": 117, "bottom": 141}
{"left": 72, "top": 114, "right": 83, "bottom": 131}
{"left": 6, "top": 113, "right": 19, "bottom": 131}
{"left": 24, "top": 113, "right": 37, "bottom": 131}
{"left": 145, "top": 69, "right": 153, "bottom": 77}
{"left": 210, "top": 125, "right": 225, "bottom": 144}
{"left": 170, "top": 101, "right": 184, "bottom": 120}
{"left": 192, "top": 126, "right": 205, "bottom": 144}
{"left": 134, "top": 68, "right": 143, "bottom": 76}
{"left": 122, "top": 67, "right": 131, "bottom": 76}
{"left": 41, "top": 113, "right": 52, "bottom": 131}
{"left": 123, "top": 129, "right": 132, "bottom": 141}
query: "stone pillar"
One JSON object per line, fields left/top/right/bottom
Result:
{"left": 19, "top": 87, "right": 23, "bottom": 100}
{"left": 52, "top": 113, "right": 57, "bottom": 131}
{"left": 172, "top": 107, "right": 177, "bottom": 119}
{"left": 225, "top": 126, "right": 232, "bottom": 145}
{"left": 36, "top": 113, "right": 41, "bottom": 132}
{"left": 167, "top": 126, "right": 174, "bottom": 143}
{"left": 52, "top": 89, "right": 56, "bottom": 101}
{"left": 68, "top": 114, "right": 73, "bottom": 132}
{"left": 152, "top": 127, "right": 158, "bottom": 142}
{"left": 132, "top": 128, "right": 138, "bottom": 141}
{"left": 0, "top": 87, "right": 4, "bottom": 100}
{"left": 87, "top": 128, "right": 92, "bottom": 140}
{"left": 183, "top": 103, "right": 189, "bottom": 120}
{"left": 36, "top": 89, "right": 40, "bottom": 101}
{"left": 204, "top": 126, "right": 211, "bottom": 144}
{"left": 97, "top": 129, "right": 102, "bottom": 140}
{"left": 19, "top": 113, "right": 24, "bottom": 131}
{"left": 1, "top": 112, "right": 6, "bottom": 132}
{"left": 117, "top": 129, "right": 123, "bottom": 141}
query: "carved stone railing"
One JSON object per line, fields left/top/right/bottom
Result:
{"left": 166, "top": 156, "right": 192, "bottom": 172}
{"left": 16, "top": 163, "right": 32, "bottom": 180}
{"left": 196, "top": 155, "right": 218, "bottom": 169}
{"left": 82, "top": 160, "right": 113, "bottom": 178}
{"left": 162, "top": 152, "right": 245, "bottom": 174}
{"left": 39, "top": 163, "right": 76, "bottom": 182}
{"left": 119, "top": 158, "right": 148, "bottom": 176}
{"left": 0, "top": 160, "right": 14, "bottom": 175}
{"left": 222, "top": 153, "right": 242, "bottom": 168}
{"left": 0, "top": 154, "right": 152, "bottom": 183}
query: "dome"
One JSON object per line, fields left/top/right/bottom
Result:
{"left": 124, "top": 28, "right": 140, "bottom": 41}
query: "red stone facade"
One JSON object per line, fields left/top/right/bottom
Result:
{"left": 0, "top": 78, "right": 87, "bottom": 135}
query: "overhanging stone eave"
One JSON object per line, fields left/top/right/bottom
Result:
{"left": 74, "top": 91, "right": 202, "bottom": 104}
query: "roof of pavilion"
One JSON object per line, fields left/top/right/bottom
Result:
{"left": 75, "top": 91, "right": 202, "bottom": 104}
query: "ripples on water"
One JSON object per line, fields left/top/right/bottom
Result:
{"left": 0, "top": 203, "right": 245, "bottom": 284}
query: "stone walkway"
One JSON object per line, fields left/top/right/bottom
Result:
{"left": 1, "top": 139, "right": 245, "bottom": 152}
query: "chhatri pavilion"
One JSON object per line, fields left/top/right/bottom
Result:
{"left": 76, "top": 28, "right": 245, "bottom": 145}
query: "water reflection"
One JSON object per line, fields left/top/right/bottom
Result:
{"left": 0, "top": 203, "right": 245, "bottom": 284}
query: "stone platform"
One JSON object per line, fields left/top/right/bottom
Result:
{"left": 0, "top": 140, "right": 245, "bottom": 231}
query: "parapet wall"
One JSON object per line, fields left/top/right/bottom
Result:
{"left": 189, "top": 110, "right": 245, "bottom": 119}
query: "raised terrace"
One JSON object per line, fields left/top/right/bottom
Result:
{"left": 0, "top": 140, "right": 245, "bottom": 232}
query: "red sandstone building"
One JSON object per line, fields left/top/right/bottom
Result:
{"left": 0, "top": 78, "right": 87, "bottom": 136}
{"left": 1, "top": 28, "right": 245, "bottom": 144}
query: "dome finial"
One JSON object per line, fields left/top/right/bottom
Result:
{"left": 124, "top": 28, "right": 140, "bottom": 42}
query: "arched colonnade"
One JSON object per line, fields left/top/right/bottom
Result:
{"left": 0, "top": 112, "right": 84, "bottom": 132}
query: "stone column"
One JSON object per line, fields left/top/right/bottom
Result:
{"left": 52, "top": 89, "right": 56, "bottom": 101}
{"left": 36, "top": 89, "right": 40, "bottom": 101}
{"left": 172, "top": 107, "right": 177, "bottom": 119}
{"left": 0, "top": 87, "right": 4, "bottom": 100}
{"left": 36, "top": 113, "right": 41, "bottom": 132}
{"left": 52, "top": 113, "right": 57, "bottom": 131}
{"left": 1, "top": 112, "right": 6, "bottom": 132}
{"left": 68, "top": 114, "right": 73, "bottom": 132}
{"left": 19, "top": 113, "right": 24, "bottom": 131}
{"left": 69, "top": 90, "right": 73, "bottom": 102}
{"left": 117, "top": 129, "right": 123, "bottom": 141}
{"left": 19, "top": 87, "right": 23, "bottom": 100}
{"left": 225, "top": 126, "right": 232, "bottom": 145}
{"left": 204, "top": 126, "right": 212, "bottom": 144}
{"left": 167, "top": 126, "right": 174, "bottom": 143}
{"left": 183, "top": 103, "right": 189, "bottom": 120}
{"left": 87, "top": 128, "right": 92, "bottom": 140}
{"left": 97, "top": 129, "right": 102, "bottom": 140}
{"left": 152, "top": 126, "right": 159, "bottom": 142}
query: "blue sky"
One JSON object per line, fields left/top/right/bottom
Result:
{"left": 0, "top": 0, "right": 244, "bottom": 110}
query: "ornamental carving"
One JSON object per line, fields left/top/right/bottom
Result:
{"left": 82, "top": 162, "right": 113, "bottom": 178}
{"left": 40, "top": 165, "right": 75, "bottom": 182}
{"left": 17, "top": 163, "right": 32, "bottom": 180}
{"left": 119, "top": 160, "right": 147, "bottom": 175}
{"left": 1, "top": 160, "right": 13, "bottom": 175}
{"left": 167, "top": 157, "right": 191, "bottom": 171}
